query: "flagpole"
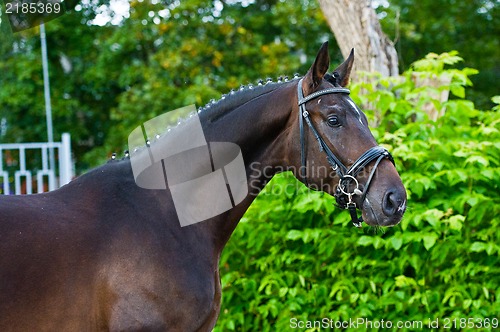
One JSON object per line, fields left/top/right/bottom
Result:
{"left": 40, "top": 22, "right": 56, "bottom": 182}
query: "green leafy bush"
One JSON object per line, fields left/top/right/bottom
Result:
{"left": 214, "top": 53, "right": 500, "bottom": 331}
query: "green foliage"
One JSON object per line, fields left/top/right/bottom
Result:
{"left": 0, "top": 0, "right": 335, "bottom": 171}
{"left": 376, "top": 0, "right": 499, "bottom": 109}
{"left": 215, "top": 54, "right": 500, "bottom": 331}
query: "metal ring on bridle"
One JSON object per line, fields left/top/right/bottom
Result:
{"left": 338, "top": 175, "right": 359, "bottom": 196}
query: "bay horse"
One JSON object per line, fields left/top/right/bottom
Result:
{"left": 0, "top": 42, "right": 406, "bottom": 331}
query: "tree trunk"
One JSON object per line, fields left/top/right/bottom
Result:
{"left": 318, "top": 0, "right": 398, "bottom": 77}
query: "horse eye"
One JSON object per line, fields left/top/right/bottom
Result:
{"left": 327, "top": 116, "right": 340, "bottom": 127}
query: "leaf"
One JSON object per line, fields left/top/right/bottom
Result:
{"left": 450, "top": 84, "right": 465, "bottom": 98}
{"left": 395, "top": 275, "right": 417, "bottom": 288}
{"left": 447, "top": 215, "right": 465, "bottom": 231}
{"left": 357, "top": 236, "right": 373, "bottom": 246}
{"left": 423, "top": 209, "right": 444, "bottom": 227}
{"left": 286, "top": 230, "right": 302, "bottom": 241}
{"left": 491, "top": 95, "right": 500, "bottom": 104}
{"left": 370, "top": 280, "right": 377, "bottom": 293}
{"left": 373, "top": 237, "right": 386, "bottom": 249}
{"left": 464, "top": 155, "right": 489, "bottom": 167}
{"left": 298, "top": 275, "right": 306, "bottom": 288}
{"left": 486, "top": 243, "right": 497, "bottom": 256}
{"left": 390, "top": 236, "right": 403, "bottom": 250}
{"left": 482, "top": 287, "right": 490, "bottom": 299}
{"left": 469, "top": 242, "right": 486, "bottom": 252}
{"left": 422, "top": 233, "right": 438, "bottom": 250}
{"left": 226, "top": 320, "right": 235, "bottom": 330}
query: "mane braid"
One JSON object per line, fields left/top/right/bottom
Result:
{"left": 199, "top": 76, "right": 300, "bottom": 122}
{"left": 123, "top": 76, "right": 301, "bottom": 158}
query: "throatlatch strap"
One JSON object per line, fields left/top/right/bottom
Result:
{"left": 299, "top": 106, "right": 307, "bottom": 183}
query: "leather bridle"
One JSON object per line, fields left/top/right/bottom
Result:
{"left": 297, "top": 78, "right": 394, "bottom": 227}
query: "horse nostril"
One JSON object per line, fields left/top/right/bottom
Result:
{"left": 383, "top": 190, "right": 404, "bottom": 216}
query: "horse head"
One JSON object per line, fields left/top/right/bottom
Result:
{"left": 288, "top": 42, "right": 406, "bottom": 227}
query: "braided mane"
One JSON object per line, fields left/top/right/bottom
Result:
{"left": 198, "top": 75, "right": 300, "bottom": 122}
{"left": 114, "top": 75, "right": 301, "bottom": 160}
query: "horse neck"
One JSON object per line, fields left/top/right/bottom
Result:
{"left": 198, "top": 82, "right": 296, "bottom": 251}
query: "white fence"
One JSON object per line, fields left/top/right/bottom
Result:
{"left": 0, "top": 133, "right": 73, "bottom": 195}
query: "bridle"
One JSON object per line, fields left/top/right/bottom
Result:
{"left": 297, "top": 78, "right": 394, "bottom": 227}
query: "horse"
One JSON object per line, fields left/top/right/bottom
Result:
{"left": 0, "top": 42, "right": 406, "bottom": 331}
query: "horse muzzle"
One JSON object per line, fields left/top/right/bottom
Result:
{"left": 361, "top": 188, "right": 407, "bottom": 227}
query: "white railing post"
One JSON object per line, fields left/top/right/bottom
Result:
{"left": 14, "top": 146, "right": 32, "bottom": 195}
{"left": 59, "top": 133, "right": 72, "bottom": 187}
{"left": 0, "top": 148, "right": 10, "bottom": 194}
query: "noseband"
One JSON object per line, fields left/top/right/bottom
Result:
{"left": 297, "top": 78, "right": 394, "bottom": 227}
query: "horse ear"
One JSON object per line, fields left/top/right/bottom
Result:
{"left": 302, "top": 41, "right": 330, "bottom": 95}
{"left": 332, "top": 48, "right": 355, "bottom": 87}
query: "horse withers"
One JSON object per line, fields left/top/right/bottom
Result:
{"left": 0, "top": 42, "right": 406, "bottom": 331}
